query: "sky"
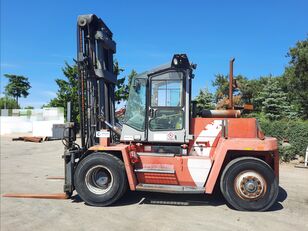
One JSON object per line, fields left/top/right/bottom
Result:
{"left": 0, "top": 0, "right": 307, "bottom": 108}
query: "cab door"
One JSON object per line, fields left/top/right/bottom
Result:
{"left": 147, "top": 71, "right": 185, "bottom": 143}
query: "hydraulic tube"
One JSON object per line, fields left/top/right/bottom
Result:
{"left": 104, "top": 120, "right": 122, "bottom": 136}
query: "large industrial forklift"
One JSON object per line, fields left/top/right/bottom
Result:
{"left": 63, "top": 14, "right": 279, "bottom": 211}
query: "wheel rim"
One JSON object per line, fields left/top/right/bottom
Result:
{"left": 85, "top": 165, "right": 113, "bottom": 195}
{"left": 234, "top": 170, "right": 267, "bottom": 201}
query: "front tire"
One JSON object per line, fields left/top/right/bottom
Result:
{"left": 220, "top": 157, "right": 278, "bottom": 211}
{"left": 74, "top": 152, "right": 128, "bottom": 206}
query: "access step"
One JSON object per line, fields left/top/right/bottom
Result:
{"left": 136, "top": 183, "right": 205, "bottom": 194}
{"left": 134, "top": 168, "right": 175, "bottom": 174}
{"left": 137, "top": 152, "right": 175, "bottom": 157}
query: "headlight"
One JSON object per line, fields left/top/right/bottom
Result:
{"left": 173, "top": 57, "right": 178, "bottom": 65}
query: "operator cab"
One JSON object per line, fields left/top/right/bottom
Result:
{"left": 121, "top": 54, "right": 194, "bottom": 144}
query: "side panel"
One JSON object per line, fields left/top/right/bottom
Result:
{"left": 205, "top": 137, "right": 278, "bottom": 194}
{"left": 121, "top": 124, "right": 146, "bottom": 142}
{"left": 89, "top": 144, "right": 214, "bottom": 190}
{"left": 135, "top": 155, "right": 212, "bottom": 187}
{"left": 135, "top": 156, "right": 182, "bottom": 185}
{"left": 186, "top": 157, "right": 212, "bottom": 187}
{"left": 226, "top": 118, "right": 258, "bottom": 138}
{"left": 189, "top": 118, "right": 223, "bottom": 157}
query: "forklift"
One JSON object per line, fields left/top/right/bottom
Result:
{"left": 63, "top": 14, "right": 279, "bottom": 211}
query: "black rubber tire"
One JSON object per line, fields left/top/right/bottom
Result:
{"left": 74, "top": 152, "right": 128, "bottom": 206}
{"left": 220, "top": 157, "right": 278, "bottom": 211}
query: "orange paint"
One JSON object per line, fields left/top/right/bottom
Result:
{"left": 2, "top": 193, "right": 68, "bottom": 199}
{"left": 136, "top": 156, "right": 196, "bottom": 187}
{"left": 205, "top": 137, "right": 278, "bottom": 194}
{"left": 88, "top": 117, "right": 279, "bottom": 195}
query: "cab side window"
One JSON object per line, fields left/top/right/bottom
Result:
{"left": 151, "top": 80, "right": 182, "bottom": 107}
{"left": 149, "top": 72, "right": 184, "bottom": 131}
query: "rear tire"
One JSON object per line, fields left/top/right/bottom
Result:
{"left": 220, "top": 157, "right": 278, "bottom": 211}
{"left": 74, "top": 152, "right": 128, "bottom": 206}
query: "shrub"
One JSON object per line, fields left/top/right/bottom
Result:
{"left": 0, "top": 97, "right": 20, "bottom": 110}
{"left": 259, "top": 119, "right": 308, "bottom": 161}
{"left": 280, "top": 145, "right": 298, "bottom": 162}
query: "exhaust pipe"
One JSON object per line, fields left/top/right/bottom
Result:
{"left": 229, "top": 58, "right": 235, "bottom": 109}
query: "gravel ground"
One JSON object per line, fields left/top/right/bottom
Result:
{"left": 1, "top": 135, "right": 308, "bottom": 231}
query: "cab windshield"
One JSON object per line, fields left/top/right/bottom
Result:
{"left": 123, "top": 77, "right": 147, "bottom": 131}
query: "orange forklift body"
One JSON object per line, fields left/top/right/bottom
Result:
{"left": 69, "top": 15, "right": 279, "bottom": 211}
{"left": 89, "top": 117, "right": 279, "bottom": 194}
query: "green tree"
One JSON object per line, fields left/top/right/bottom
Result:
{"left": 48, "top": 60, "right": 135, "bottom": 123}
{"left": 257, "top": 78, "right": 294, "bottom": 120}
{"left": 114, "top": 60, "right": 125, "bottom": 102}
{"left": 4, "top": 74, "right": 31, "bottom": 105}
{"left": 284, "top": 37, "right": 308, "bottom": 118}
{"left": 47, "top": 62, "right": 79, "bottom": 122}
{"left": 194, "top": 88, "right": 215, "bottom": 112}
{"left": 231, "top": 75, "right": 255, "bottom": 106}
{"left": 212, "top": 74, "right": 229, "bottom": 103}
{"left": 115, "top": 69, "right": 138, "bottom": 103}
{"left": 24, "top": 106, "right": 34, "bottom": 109}
{"left": 212, "top": 74, "right": 253, "bottom": 108}
{"left": 248, "top": 76, "right": 272, "bottom": 112}
{"left": 125, "top": 70, "right": 138, "bottom": 97}
{"left": 0, "top": 97, "right": 20, "bottom": 109}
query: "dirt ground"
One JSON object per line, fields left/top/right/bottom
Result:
{"left": 1, "top": 135, "right": 307, "bottom": 231}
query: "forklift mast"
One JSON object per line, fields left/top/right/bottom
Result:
{"left": 77, "top": 14, "right": 117, "bottom": 149}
